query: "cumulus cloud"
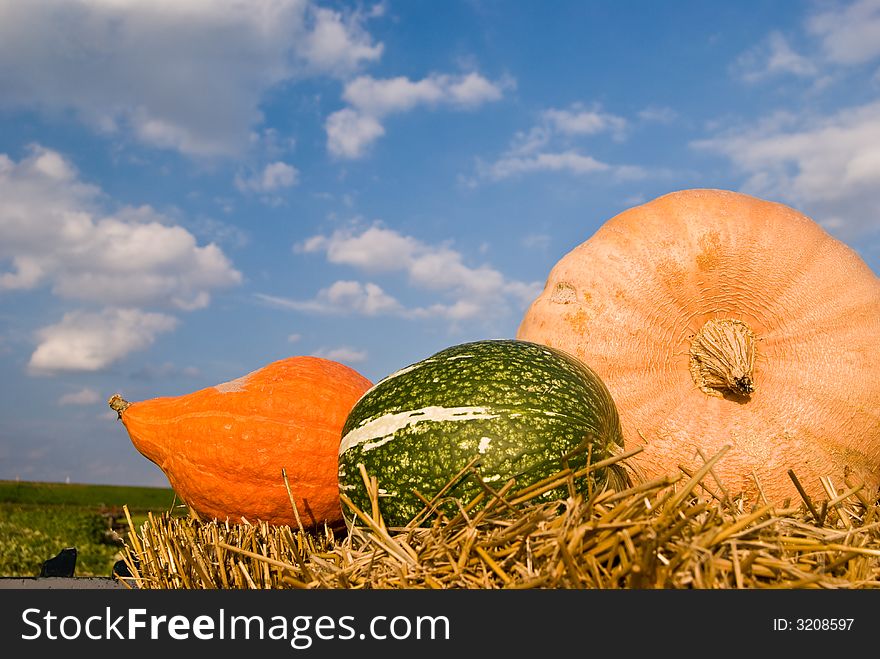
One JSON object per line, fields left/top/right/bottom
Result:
{"left": 733, "top": 1, "right": 880, "bottom": 84}
{"left": 541, "top": 106, "right": 627, "bottom": 139}
{"left": 326, "top": 72, "right": 510, "bottom": 158}
{"left": 469, "top": 103, "right": 645, "bottom": 184}
{"left": 297, "top": 224, "right": 420, "bottom": 272}
{"left": 325, "top": 109, "right": 385, "bottom": 160}
{"left": 700, "top": 1, "right": 880, "bottom": 252}
{"left": 0, "top": 0, "right": 383, "bottom": 157}
{"left": 0, "top": 145, "right": 241, "bottom": 372}
{"left": 299, "top": 5, "right": 384, "bottom": 76}
{"left": 0, "top": 145, "right": 242, "bottom": 309}
{"left": 58, "top": 387, "right": 101, "bottom": 406}
{"left": 807, "top": 0, "right": 880, "bottom": 65}
{"left": 342, "top": 72, "right": 506, "bottom": 115}
{"left": 275, "top": 223, "right": 541, "bottom": 323}
{"left": 505, "top": 104, "right": 629, "bottom": 156}
{"left": 29, "top": 308, "right": 178, "bottom": 374}
{"left": 234, "top": 161, "right": 300, "bottom": 195}
{"left": 692, "top": 100, "right": 880, "bottom": 239}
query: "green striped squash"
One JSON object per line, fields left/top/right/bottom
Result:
{"left": 338, "top": 339, "right": 626, "bottom": 527}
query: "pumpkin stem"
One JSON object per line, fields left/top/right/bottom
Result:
{"left": 689, "top": 319, "right": 756, "bottom": 399}
{"left": 108, "top": 393, "right": 131, "bottom": 419}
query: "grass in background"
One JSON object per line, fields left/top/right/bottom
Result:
{"left": 0, "top": 480, "right": 183, "bottom": 578}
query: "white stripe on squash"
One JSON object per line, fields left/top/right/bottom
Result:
{"left": 339, "top": 406, "right": 500, "bottom": 455}
{"left": 375, "top": 360, "right": 431, "bottom": 385}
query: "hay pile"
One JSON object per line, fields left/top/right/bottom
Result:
{"left": 118, "top": 446, "right": 880, "bottom": 589}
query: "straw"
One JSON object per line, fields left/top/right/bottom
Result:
{"left": 120, "top": 448, "right": 880, "bottom": 589}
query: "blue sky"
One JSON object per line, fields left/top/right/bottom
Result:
{"left": 1, "top": 0, "right": 879, "bottom": 487}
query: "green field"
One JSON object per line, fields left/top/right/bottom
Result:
{"left": 0, "top": 480, "right": 184, "bottom": 578}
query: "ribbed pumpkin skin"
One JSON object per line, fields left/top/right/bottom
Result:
{"left": 114, "top": 357, "right": 372, "bottom": 527}
{"left": 338, "top": 339, "right": 625, "bottom": 527}
{"left": 517, "top": 189, "right": 880, "bottom": 504}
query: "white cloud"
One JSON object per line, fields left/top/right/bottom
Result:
{"left": 258, "top": 280, "right": 402, "bottom": 316}
{"left": 733, "top": 1, "right": 880, "bottom": 85}
{"left": 808, "top": 0, "right": 880, "bottom": 65}
{"left": 325, "top": 108, "right": 385, "bottom": 159}
{"left": 478, "top": 150, "right": 645, "bottom": 182}
{"left": 542, "top": 107, "right": 627, "bottom": 139}
{"left": 0, "top": 145, "right": 242, "bottom": 309}
{"left": 0, "top": 0, "right": 383, "bottom": 157}
{"left": 287, "top": 333, "right": 302, "bottom": 343}
{"left": 58, "top": 387, "right": 101, "bottom": 406}
{"left": 300, "top": 6, "right": 384, "bottom": 76}
{"left": 235, "top": 161, "right": 300, "bottom": 194}
{"left": 342, "top": 76, "right": 446, "bottom": 116}
{"left": 284, "top": 223, "right": 542, "bottom": 323}
{"left": 326, "top": 72, "right": 509, "bottom": 158}
{"left": 297, "top": 224, "right": 420, "bottom": 272}
{"left": 29, "top": 308, "right": 178, "bottom": 374}
{"left": 735, "top": 31, "right": 818, "bottom": 82}
{"left": 311, "top": 345, "right": 368, "bottom": 364}
{"left": 693, "top": 100, "right": 880, "bottom": 238}
{"left": 471, "top": 103, "right": 642, "bottom": 184}
{"left": 504, "top": 103, "right": 628, "bottom": 157}
{"left": 342, "top": 72, "right": 506, "bottom": 115}
{"left": 701, "top": 1, "right": 880, "bottom": 246}
{"left": 447, "top": 72, "right": 509, "bottom": 107}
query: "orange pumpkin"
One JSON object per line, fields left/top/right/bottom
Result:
{"left": 109, "top": 356, "right": 372, "bottom": 527}
{"left": 517, "top": 189, "right": 880, "bottom": 505}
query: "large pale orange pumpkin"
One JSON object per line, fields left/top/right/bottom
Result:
{"left": 109, "top": 356, "right": 372, "bottom": 527}
{"left": 517, "top": 189, "right": 880, "bottom": 505}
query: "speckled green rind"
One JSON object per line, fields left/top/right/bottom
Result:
{"left": 338, "top": 339, "right": 625, "bottom": 527}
